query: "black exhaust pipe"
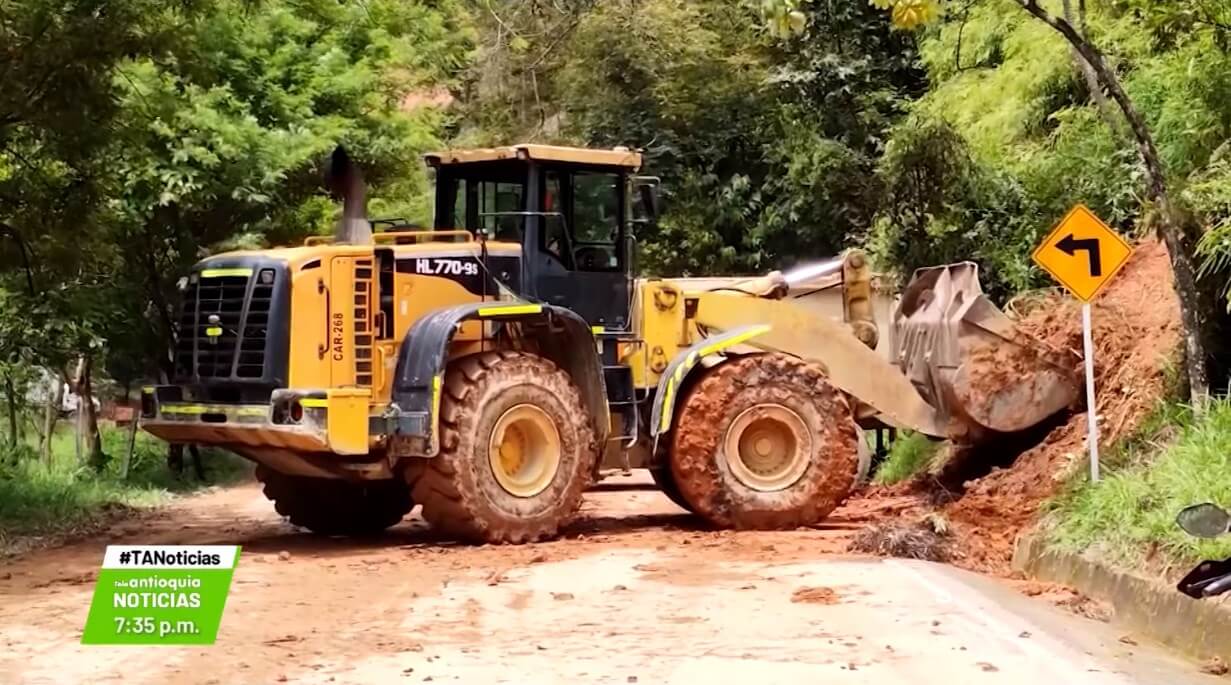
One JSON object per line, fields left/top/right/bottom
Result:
{"left": 325, "top": 146, "right": 372, "bottom": 245}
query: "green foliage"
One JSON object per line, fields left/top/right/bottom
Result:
{"left": 552, "top": 0, "right": 784, "bottom": 274}
{"left": 874, "top": 432, "right": 941, "bottom": 485}
{"left": 864, "top": 0, "right": 1231, "bottom": 304}
{"left": 0, "top": 426, "right": 248, "bottom": 543}
{"left": 1119, "top": 0, "right": 1231, "bottom": 54}
{"left": 1, "top": 0, "right": 472, "bottom": 389}
{"left": 1099, "top": 396, "right": 1195, "bottom": 470}
{"left": 95, "top": 0, "right": 470, "bottom": 380}
{"left": 868, "top": 116, "right": 1041, "bottom": 299}
{"left": 1045, "top": 399, "right": 1231, "bottom": 570}
{"left": 460, "top": 0, "right": 922, "bottom": 276}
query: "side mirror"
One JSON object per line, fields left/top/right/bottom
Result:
{"left": 1177, "top": 503, "right": 1231, "bottom": 538}
{"left": 632, "top": 176, "right": 660, "bottom": 226}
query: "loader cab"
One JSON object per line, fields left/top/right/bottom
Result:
{"left": 426, "top": 145, "right": 645, "bottom": 330}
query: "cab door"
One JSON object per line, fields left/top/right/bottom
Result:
{"left": 533, "top": 167, "right": 631, "bottom": 330}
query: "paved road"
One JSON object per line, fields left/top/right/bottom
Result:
{"left": 0, "top": 474, "right": 1212, "bottom": 684}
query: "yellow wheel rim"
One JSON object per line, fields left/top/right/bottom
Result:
{"left": 488, "top": 404, "right": 561, "bottom": 498}
{"left": 723, "top": 404, "right": 811, "bottom": 492}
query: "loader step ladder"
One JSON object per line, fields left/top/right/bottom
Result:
{"left": 594, "top": 328, "right": 642, "bottom": 447}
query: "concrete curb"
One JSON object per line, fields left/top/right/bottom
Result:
{"left": 1013, "top": 535, "right": 1231, "bottom": 661}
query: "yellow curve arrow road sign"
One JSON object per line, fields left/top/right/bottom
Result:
{"left": 1032, "top": 204, "right": 1133, "bottom": 302}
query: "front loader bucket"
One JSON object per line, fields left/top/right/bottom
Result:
{"left": 891, "top": 263, "right": 1080, "bottom": 443}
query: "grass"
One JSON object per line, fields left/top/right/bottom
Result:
{"left": 873, "top": 432, "right": 942, "bottom": 485}
{"left": 0, "top": 423, "right": 249, "bottom": 547}
{"left": 1044, "top": 398, "right": 1231, "bottom": 573}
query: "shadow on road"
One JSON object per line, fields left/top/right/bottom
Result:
{"left": 232, "top": 508, "right": 722, "bottom": 559}
{"left": 588, "top": 479, "right": 659, "bottom": 493}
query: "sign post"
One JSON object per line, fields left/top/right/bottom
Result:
{"left": 1032, "top": 205, "right": 1133, "bottom": 482}
{"left": 1080, "top": 303, "right": 1100, "bottom": 482}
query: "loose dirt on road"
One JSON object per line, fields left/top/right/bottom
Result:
{"left": 790, "top": 585, "right": 840, "bottom": 605}
{"left": 0, "top": 473, "right": 1204, "bottom": 685}
{"left": 0, "top": 473, "right": 852, "bottom": 684}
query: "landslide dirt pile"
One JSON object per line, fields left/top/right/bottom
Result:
{"left": 946, "top": 239, "right": 1181, "bottom": 573}
{"left": 846, "top": 240, "right": 1181, "bottom": 575}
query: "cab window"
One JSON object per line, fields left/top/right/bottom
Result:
{"left": 436, "top": 164, "right": 526, "bottom": 240}
{"left": 478, "top": 181, "right": 525, "bottom": 242}
{"left": 573, "top": 172, "right": 620, "bottom": 245}
{"left": 539, "top": 169, "right": 622, "bottom": 272}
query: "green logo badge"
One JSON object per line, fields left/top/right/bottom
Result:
{"left": 81, "top": 545, "right": 241, "bottom": 645}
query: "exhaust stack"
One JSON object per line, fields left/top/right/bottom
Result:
{"left": 326, "top": 146, "right": 373, "bottom": 245}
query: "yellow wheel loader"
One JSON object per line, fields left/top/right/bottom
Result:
{"left": 141, "top": 144, "right": 1079, "bottom": 542}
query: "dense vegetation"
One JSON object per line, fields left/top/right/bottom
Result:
{"left": 1, "top": 0, "right": 471, "bottom": 466}
{"left": 4, "top": 0, "right": 1231, "bottom": 539}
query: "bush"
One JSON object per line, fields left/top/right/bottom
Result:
{"left": 869, "top": 116, "right": 1045, "bottom": 301}
{"left": 0, "top": 425, "right": 249, "bottom": 546}
{"left": 874, "top": 432, "right": 941, "bottom": 485}
{"left": 0, "top": 459, "right": 165, "bottom": 541}
{"left": 0, "top": 441, "right": 39, "bottom": 476}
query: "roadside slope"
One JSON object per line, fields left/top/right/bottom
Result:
{"left": 843, "top": 240, "right": 1181, "bottom": 575}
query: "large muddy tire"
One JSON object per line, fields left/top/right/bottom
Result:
{"left": 649, "top": 466, "right": 693, "bottom": 513}
{"left": 669, "top": 353, "right": 860, "bottom": 529}
{"left": 256, "top": 466, "right": 412, "bottom": 536}
{"left": 411, "top": 351, "right": 598, "bottom": 544}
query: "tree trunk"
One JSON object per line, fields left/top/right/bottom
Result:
{"left": 143, "top": 237, "right": 180, "bottom": 381}
{"left": 71, "top": 359, "right": 83, "bottom": 464}
{"left": 40, "top": 375, "right": 62, "bottom": 463}
{"left": 1060, "top": 0, "right": 1125, "bottom": 138}
{"left": 78, "top": 356, "right": 106, "bottom": 470}
{"left": 121, "top": 410, "right": 139, "bottom": 481}
{"left": 1018, "top": 0, "right": 1226, "bottom": 401}
{"left": 4, "top": 373, "right": 17, "bottom": 446}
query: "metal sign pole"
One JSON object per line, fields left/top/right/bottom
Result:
{"left": 1081, "top": 302, "right": 1100, "bottom": 482}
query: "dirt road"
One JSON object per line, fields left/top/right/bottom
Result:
{"left": 0, "top": 474, "right": 1210, "bottom": 684}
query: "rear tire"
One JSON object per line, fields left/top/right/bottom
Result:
{"left": 649, "top": 466, "right": 694, "bottom": 513}
{"left": 256, "top": 466, "right": 412, "bottom": 536}
{"left": 411, "top": 351, "right": 598, "bottom": 544}
{"left": 669, "top": 353, "right": 859, "bottom": 529}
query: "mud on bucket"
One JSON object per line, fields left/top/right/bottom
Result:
{"left": 892, "top": 263, "right": 1081, "bottom": 444}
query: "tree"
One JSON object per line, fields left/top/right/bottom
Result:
{"left": 1008, "top": 0, "right": 1227, "bottom": 400}
{"left": 460, "top": 0, "right": 923, "bottom": 275}
{"left": 455, "top": 0, "right": 592, "bottom": 142}
{"left": 1, "top": 0, "right": 207, "bottom": 462}
{"left": 1, "top": 0, "right": 472, "bottom": 466}
{"left": 764, "top": 0, "right": 1230, "bottom": 401}
{"left": 95, "top": 0, "right": 470, "bottom": 384}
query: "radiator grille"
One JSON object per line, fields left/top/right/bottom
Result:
{"left": 173, "top": 270, "right": 275, "bottom": 381}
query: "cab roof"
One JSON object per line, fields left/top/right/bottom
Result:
{"left": 424, "top": 144, "right": 642, "bottom": 171}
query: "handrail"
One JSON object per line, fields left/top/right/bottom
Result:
{"left": 373, "top": 230, "right": 473, "bottom": 244}
{"left": 303, "top": 229, "right": 475, "bottom": 247}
